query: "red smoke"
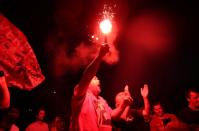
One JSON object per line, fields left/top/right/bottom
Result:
{"left": 125, "top": 10, "right": 177, "bottom": 57}
{"left": 45, "top": 37, "right": 99, "bottom": 77}
{"left": 44, "top": 0, "right": 125, "bottom": 77}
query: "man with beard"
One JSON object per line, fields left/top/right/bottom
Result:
{"left": 178, "top": 87, "right": 199, "bottom": 130}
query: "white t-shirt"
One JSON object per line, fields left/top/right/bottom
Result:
{"left": 25, "top": 121, "right": 49, "bottom": 131}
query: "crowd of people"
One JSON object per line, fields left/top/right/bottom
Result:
{"left": 0, "top": 11, "right": 199, "bottom": 131}
{"left": 1, "top": 44, "right": 199, "bottom": 131}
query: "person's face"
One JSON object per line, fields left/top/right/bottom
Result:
{"left": 37, "top": 110, "right": 46, "bottom": 121}
{"left": 89, "top": 76, "right": 101, "bottom": 96}
{"left": 115, "top": 92, "right": 125, "bottom": 107}
{"left": 153, "top": 104, "right": 164, "bottom": 117}
{"left": 54, "top": 117, "right": 64, "bottom": 129}
{"left": 187, "top": 91, "right": 199, "bottom": 110}
{"left": 8, "top": 108, "right": 20, "bottom": 122}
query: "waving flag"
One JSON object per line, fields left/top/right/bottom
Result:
{"left": 0, "top": 13, "right": 45, "bottom": 90}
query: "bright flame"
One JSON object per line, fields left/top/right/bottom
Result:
{"left": 100, "top": 19, "right": 112, "bottom": 34}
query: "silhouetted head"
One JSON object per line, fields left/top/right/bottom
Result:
{"left": 115, "top": 92, "right": 125, "bottom": 107}
{"left": 36, "top": 108, "right": 46, "bottom": 121}
{"left": 7, "top": 107, "right": 20, "bottom": 122}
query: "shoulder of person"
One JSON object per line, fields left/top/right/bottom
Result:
{"left": 98, "top": 96, "right": 108, "bottom": 103}
{"left": 165, "top": 113, "right": 177, "bottom": 118}
{"left": 10, "top": 124, "right": 19, "bottom": 131}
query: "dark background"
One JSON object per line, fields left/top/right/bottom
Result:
{"left": 0, "top": 0, "right": 199, "bottom": 130}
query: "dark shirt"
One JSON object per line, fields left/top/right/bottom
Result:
{"left": 0, "top": 109, "right": 10, "bottom": 131}
{"left": 178, "top": 107, "right": 199, "bottom": 125}
{"left": 178, "top": 107, "right": 199, "bottom": 130}
{"left": 112, "top": 109, "right": 150, "bottom": 131}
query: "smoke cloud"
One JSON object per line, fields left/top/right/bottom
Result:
{"left": 45, "top": 35, "right": 119, "bottom": 78}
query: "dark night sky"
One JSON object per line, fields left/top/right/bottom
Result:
{"left": 0, "top": 0, "right": 199, "bottom": 129}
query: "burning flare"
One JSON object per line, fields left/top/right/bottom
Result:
{"left": 100, "top": 19, "right": 112, "bottom": 34}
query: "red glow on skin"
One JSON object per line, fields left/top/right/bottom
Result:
{"left": 125, "top": 11, "right": 177, "bottom": 56}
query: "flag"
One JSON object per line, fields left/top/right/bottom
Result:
{"left": 0, "top": 13, "right": 45, "bottom": 90}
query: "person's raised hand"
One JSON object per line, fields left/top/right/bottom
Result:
{"left": 124, "top": 85, "right": 131, "bottom": 97}
{"left": 121, "top": 95, "right": 133, "bottom": 108}
{"left": 141, "top": 84, "right": 149, "bottom": 98}
{"left": 98, "top": 44, "right": 109, "bottom": 58}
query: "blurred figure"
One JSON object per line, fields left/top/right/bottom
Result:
{"left": 113, "top": 84, "right": 150, "bottom": 131}
{"left": 178, "top": 87, "right": 199, "bottom": 130}
{"left": 25, "top": 108, "right": 49, "bottom": 131}
{"left": 150, "top": 102, "right": 178, "bottom": 131}
{"left": 0, "top": 107, "right": 20, "bottom": 131}
{"left": 50, "top": 116, "right": 65, "bottom": 131}
{"left": 164, "top": 121, "right": 190, "bottom": 131}
{"left": 0, "top": 71, "right": 10, "bottom": 109}
{"left": 70, "top": 44, "right": 132, "bottom": 131}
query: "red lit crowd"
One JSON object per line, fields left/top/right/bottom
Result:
{"left": 1, "top": 44, "right": 199, "bottom": 131}
{"left": 0, "top": 13, "right": 199, "bottom": 131}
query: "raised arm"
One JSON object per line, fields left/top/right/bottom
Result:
{"left": 0, "top": 71, "right": 10, "bottom": 109}
{"left": 112, "top": 95, "right": 133, "bottom": 120}
{"left": 74, "top": 44, "right": 109, "bottom": 97}
{"left": 140, "top": 84, "right": 150, "bottom": 119}
{"left": 120, "top": 85, "right": 132, "bottom": 120}
{"left": 112, "top": 85, "right": 133, "bottom": 120}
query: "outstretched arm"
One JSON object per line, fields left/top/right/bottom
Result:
{"left": 141, "top": 84, "right": 150, "bottom": 120}
{"left": 0, "top": 71, "right": 10, "bottom": 109}
{"left": 74, "top": 44, "right": 109, "bottom": 97}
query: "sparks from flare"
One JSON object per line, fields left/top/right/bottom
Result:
{"left": 99, "top": 4, "right": 115, "bottom": 43}
{"left": 100, "top": 19, "right": 112, "bottom": 34}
